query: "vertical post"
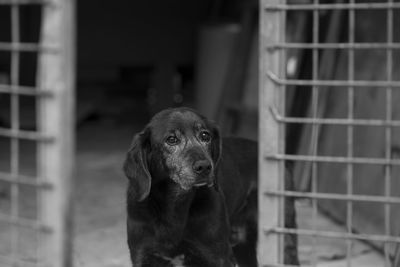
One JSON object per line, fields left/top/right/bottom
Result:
{"left": 10, "top": 2, "right": 21, "bottom": 265}
{"left": 311, "top": 1, "right": 319, "bottom": 266}
{"left": 37, "top": 0, "right": 75, "bottom": 266}
{"left": 258, "top": 0, "right": 285, "bottom": 265}
{"left": 384, "top": 1, "right": 393, "bottom": 265}
{"left": 346, "top": 2, "right": 355, "bottom": 267}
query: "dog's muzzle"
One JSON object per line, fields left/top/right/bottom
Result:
{"left": 192, "top": 159, "right": 214, "bottom": 187}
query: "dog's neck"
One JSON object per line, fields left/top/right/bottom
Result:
{"left": 148, "top": 180, "right": 194, "bottom": 220}
{"left": 128, "top": 179, "right": 194, "bottom": 225}
{"left": 145, "top": 180, "right": 196, "bottom": 249}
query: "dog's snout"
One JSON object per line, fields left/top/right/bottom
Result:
{"left": 193, "top": 160, "right": 212, "bottom": 175}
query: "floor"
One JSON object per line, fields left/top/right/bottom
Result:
{"left": 73, "top": 122, "right": 133, "bottom": 267}
{"left": 296, "top": 200, "right": 385, "bottom": 267}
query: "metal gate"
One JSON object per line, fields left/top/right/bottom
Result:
{"left": 0, "top": 0, "right": 75, "bottom": 266}
{"left": 259, "top": 1, "right": 400, "bottom": 266}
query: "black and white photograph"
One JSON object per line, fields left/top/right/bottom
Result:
{"left": 0, "top": 0, "right": 399, "bottom": 266}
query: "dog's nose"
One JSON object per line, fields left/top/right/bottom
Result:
{"left": 193, "top": 160, "right": 212, "bottom": 175}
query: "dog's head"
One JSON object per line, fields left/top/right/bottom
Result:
{"left": 123, "top": 107, "right": 222, "bottom": 201}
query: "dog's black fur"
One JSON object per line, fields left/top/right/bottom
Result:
{"left": 123, "top": 107, "right": 298, "bottom": 266}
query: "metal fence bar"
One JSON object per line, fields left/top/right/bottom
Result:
{"left": 0, "top": 171, "right": 52, "bottom": 187}
{"left": 259, "top": 0, "right": 284, "bottom": 264}
{"left": 268, "top": 72, "right": 400, "bottom": 87}
{"left": 0, "top": 84, "right": 53, "bottom": 96}
{"left": 0, "top": 127, "right": 54, "bottom": 141}
{"left": 265, "top": 2, "right": 400, "bottom": 11}
{"left": 270, "top": 108, "right": 400, "bottom": 127}
{"left": 0, "top": 0, "right": 48, "bottom": 4}
{"left": 310, "top": 1, "right": 319, "bottom": 265}
{"left": 267, "top": 154, "right": 400, "bottom": 166}
{"left": 10, "top": 2, "right": 21, "bottom": 265}
{"left": 346, "top": 3, "right": 355, "bottom": 266}
{"left": 265, "top": 190, "right": 400, "bottom": 205}
{"left": 270, "top": 228, "right": 400, "bottom": 244}
{"left": 0, "top": 42, "right": 59, "bottom": 52}
{"left": 384, "top": 2, "right": 394, "bottom": 266}
{"left": 280, "top": 5, "right": 287, "bottom": 265}
{"left": 266, "top": 42, "right": 400, "bottom": 50}
{"left": 37, "top": 0, "right": 75, "bottom": 266}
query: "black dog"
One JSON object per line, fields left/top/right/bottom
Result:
{"left": 123, "top": 107, "right": 298, "bottom": 266}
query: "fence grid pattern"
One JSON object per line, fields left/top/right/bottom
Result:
{"left": 0, "top": 0, "right": 74, "bottom": 266}
{"left": 259, "top": 1, "right": 400, "bottom": 266}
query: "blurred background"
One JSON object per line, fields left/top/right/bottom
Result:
{"left": 0, "top": 0, "right": 399, "bottom": 266}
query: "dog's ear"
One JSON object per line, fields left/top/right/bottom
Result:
{"left": 210, "top": 123, "right": 222, "bottom": 166}
{"left": 206, "top": 120, "right": 222, "bottom": 191}
{"left": 123, "top": 128, "right": 152, "bottom": 202}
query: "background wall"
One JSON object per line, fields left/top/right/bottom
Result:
{"left": 77, "top": 0, "right": 212, "bottom": 83}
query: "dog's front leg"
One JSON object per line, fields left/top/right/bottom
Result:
{"left": 183, "top": 191, "right": 238, "bottom": 267}
{"left": 127, "top": 220, "right": 175, "bottom": 267}
{"left": 128, "top": 242, "right": 176, "bottom": 267}
{"left": 182, "top": 241, "right": 236, "bottom": 267}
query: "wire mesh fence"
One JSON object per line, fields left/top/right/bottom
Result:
{"left": 259, "top": 0, "right": 400, "bottom": 266}
{"left": 0, "top": 0, "right": 74, "bottom": 266}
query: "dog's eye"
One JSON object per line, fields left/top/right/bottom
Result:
{"left": 199, "top": 131, "right": 211, "bottom": 142}
{"left": 165, "top": 136, "right": 180, "bottom": 145}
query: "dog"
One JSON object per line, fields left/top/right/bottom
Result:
{"left": 123, "top": 107, "right": 298, "bottom": 266}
